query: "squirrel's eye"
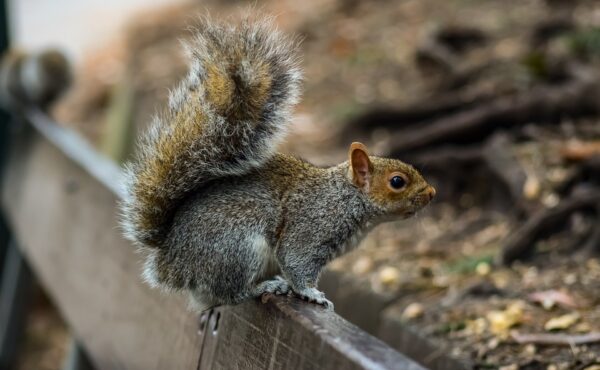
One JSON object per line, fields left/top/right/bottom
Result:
{"left": 390, "top": 176, "right": 406, "bottom": 189}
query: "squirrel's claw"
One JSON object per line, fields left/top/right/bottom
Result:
{"left": 294, "top": 287, "right": 335, "bottom": 311}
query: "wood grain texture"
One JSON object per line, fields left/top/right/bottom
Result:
{"left": 1, "top": 130, "right": 202, "bottom": 370}
{"left": 200, "top": 295, "right": 425, "bottom": 370}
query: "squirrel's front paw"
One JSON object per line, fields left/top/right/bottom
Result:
{"left": 294, "top": 288, "right": 334, "bottom": 310}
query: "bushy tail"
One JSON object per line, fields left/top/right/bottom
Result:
{"left": 120, "top": 17, "right": 302, "bottom": 248}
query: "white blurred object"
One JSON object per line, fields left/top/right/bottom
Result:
{"left": 8, "top": 0, "right": 188, "bottom": 63}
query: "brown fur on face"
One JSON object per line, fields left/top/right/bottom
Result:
{"left": 349, "top": 142, "right": 435, "bottom": 217}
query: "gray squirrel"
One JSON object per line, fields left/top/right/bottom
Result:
{"left": 120, "top": 17, "right": 435, "bottom": 311}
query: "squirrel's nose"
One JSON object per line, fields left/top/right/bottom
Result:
{"left": 424, "top": 186, "right": 436, "bottom": 201}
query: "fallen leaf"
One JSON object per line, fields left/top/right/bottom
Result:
{"left": 476, "top": 261, "right": 491, "bottom": 276}
{"left": 523, "top": 343, "right": 536, "bottom": 355}
{"left": 487, "top": 337, "right": 499, "bottom": 350}
{"left": 544, "top": 312, "right": 580, "bottom": 331}
{"left": 491, "top": 271, "right": 511, "bottom": 289}
{"left": 560, "top": 140, "right": 600, "bottom": 161}
{"left": 378, "top": 266, "right": 400, "bottom": 287}
{"left": 464, "top": 318, "right": 487, "bottom": 336}
{"left": 511, "top": 331, "right": 600, "bottom": 345}
{"left": 432, "top": 274, "right": 450, "bottom": 288}
{"left": 487, "top": 302, "right": 524, "bottom": 335}
{"left": 352, "top": 256, "right": 373, "bottom": 275}
{"left": 587, "top": 258, "right": 600, "bottom": 271}
{"left": 523, "top": 176, "right": 541, "bottom": 199}
{"left": 574, "top": 322, "right": 591, "bottom": 333}
{"left": 563, "top": 273, "right": 577, "bottom": 285}
{"left": 402, "top": 302, "right": 424, "bottom": 320}
{"left": 542, "top": 193, "right": 559, "bottom": 208}
{"left": 528, "top": 290, "right": 579, "bottom": 310}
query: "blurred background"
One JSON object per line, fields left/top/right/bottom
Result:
{"left": 4, "top": 0, "right": 600, "bottom": 369}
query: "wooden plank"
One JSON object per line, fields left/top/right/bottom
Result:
{"left": 25, "top": 108, "right": 125, "bottom": 198}
{"left": 1, "top": 129, "right": 202, "bottom": 370}
{"left": 200, "top": 295, "right": 425, "bottom": 370}
{"left": 320, "top": 269, "right": 395, "bottom": 336}
{"left": 378, "top": 303, "right": 470, "bottom": 370}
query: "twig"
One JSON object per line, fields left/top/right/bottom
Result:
{"left": 580, "top": 214, "right": 600, "bottom": 255}
{"left": 343, "top": 90, "right": 495, "bottom": 139}
{"left": 501, "top": 190, "right": 600, "bottom": 264}
{"left": 558, "top": 156, "right": 600, "bottom": 196}
{"left": 560, "top": 142, "right": 600, "bottom": 162}
{"left": 511, "top": 331, "right": 600, "bottom": 346}
{"left": 388, "top": 78, "right": 600, "bottom": 157}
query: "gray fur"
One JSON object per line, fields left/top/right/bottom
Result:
{"left": 150, "top": 156, "right": 383, "bottom": 310}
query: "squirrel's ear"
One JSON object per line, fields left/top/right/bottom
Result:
{"left": 349, "top": 142, "right": 373, "bottom": 190}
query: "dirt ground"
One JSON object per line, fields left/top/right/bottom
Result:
{"left": 20, "top": 0, "right": 600, "bottom": 369}
{"left": 15, "top": 288, "right": 69, "bottom": 370}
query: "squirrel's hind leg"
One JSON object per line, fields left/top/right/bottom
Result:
{"left": 275, "top": 240, "right": 335, "bottom": 310}
{"left": 251, "top": 275, "right": 291, "bottom": 297}
{"left": 187, "top": 277, "right": 289, "bottom": 313}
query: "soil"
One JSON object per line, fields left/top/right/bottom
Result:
{"left": 15, "top": 287, "right": 69, "bottom": 370}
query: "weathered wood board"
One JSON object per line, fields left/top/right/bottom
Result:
{"left": 200, "top": 295, "right": 425, "bottom": 370}
{"left": 2, "top": 129, "right": 203, "bottom": 370}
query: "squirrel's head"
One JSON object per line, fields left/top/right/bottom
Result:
{"left": 347, "top": 142, "right": 435, "bottom": 218}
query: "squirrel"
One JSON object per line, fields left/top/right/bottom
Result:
{"left": 120, "top": 18, "right": 436, "bottom": 311}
